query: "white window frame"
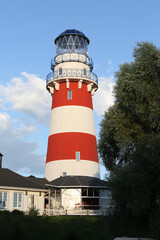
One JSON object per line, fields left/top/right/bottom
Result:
{"left": 0, "top": 191, "right": 8, "bottom": 209}
{"left": 13, "top": 192, "right": 23, "bottom": 208}
{"left": 76, "top": 151, "right": 80, "bottom": 161}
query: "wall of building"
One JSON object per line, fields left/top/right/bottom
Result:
{"left": 0, "top": 189, "right": 46, "bottom": 215}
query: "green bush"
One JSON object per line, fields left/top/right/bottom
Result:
{"left": 11, "top": 209, "right": 24, "bottom": 215}
{"left": 0, "top": 210, "right": 10, "bottom": 215}
{"left": 28, "top": 208, "right": 39, "bottom": 216}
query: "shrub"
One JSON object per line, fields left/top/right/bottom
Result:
{"left": 28, "top": 208, "right": 39, "bottom": 216}
{"left": 11, "top": 209, "right": 24, "bottom": 215}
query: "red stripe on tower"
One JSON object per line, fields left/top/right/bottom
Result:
{"left": 52, "top": 81, "right": 93, "bottom": 110}
{"left": 46, "top": 132, "right": 98, "bottom": 163}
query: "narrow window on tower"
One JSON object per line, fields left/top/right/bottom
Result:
{"left": 83, "top": 68, "right": 86, "bottom": 76}
{"left": 68, "top": 90, "right": 72, "bottom": 100}
{"left": 63, "top": 172, "right": 67, "bottom": 177}
{"left": 59, "top": 67, "right": 62, "bottom": 75}
{"left": 76, "top": 151, "right": 80, "bottom": 161}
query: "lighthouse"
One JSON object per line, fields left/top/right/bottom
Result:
{"left": 45, "top": 29, "right": 100, "bottom": 182}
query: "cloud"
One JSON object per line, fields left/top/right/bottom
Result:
{"left": 107, "top": 59, "right": 114, "bottom": 73}
{"left": 0, "top": 112, "right": 11, "bottom": 130}
{"left": 0, "top": 72, "right": 51, "bottom": 125}
{"left": 108, "top": 60, "right": 112, "bottom": 65}
{"left": 0, "top": 73, "right": 50, "bottom": 176}
{"left": 0, "top": 112, "right": 45, "bottom": 176}
{"left": 93, "top": 76, "right": 115, "bottom": 115}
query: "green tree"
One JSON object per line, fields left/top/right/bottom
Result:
{"left": 98, "top": 42, "right": 160, "bottom": 171}
{"left": 110, "top": 135, "right": 160, "bottom": 237}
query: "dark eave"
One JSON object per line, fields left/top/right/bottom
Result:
{"left": 46, "top": 176, "right": 111, "bottom": 189}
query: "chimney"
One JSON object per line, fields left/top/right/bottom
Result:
{"left": 0, "top": 153, "right": 3, "bottom": 168}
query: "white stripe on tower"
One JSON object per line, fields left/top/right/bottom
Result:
{"left": 45, "top": 160, "right": 100, "bottom": 181}
{"left": 49, "top": 105, "right": 96, "bottom": 136}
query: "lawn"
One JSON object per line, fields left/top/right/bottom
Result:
{"left": 0, "top": 211, "right": 157, "bottom": 240}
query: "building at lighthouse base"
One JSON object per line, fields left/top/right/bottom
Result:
{"left": 45, "top": 175, "right": 112, "bottom": 215}
{"left": 0, "top": 171, "right": 112, "bottom": 215}
{"left": 0, "top": 154, "right": 112, "bottom": 215}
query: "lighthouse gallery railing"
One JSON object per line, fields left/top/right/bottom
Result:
{"left": 51, "top": 53, "right": 93, "bottom": 71}
{"left": 46, "top": 68, "right": 98, "bottom": 84}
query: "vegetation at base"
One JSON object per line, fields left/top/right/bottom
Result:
{"left": 28, "top": 207, "right": 39, "bottom": 216}
{"left": 0, "top": 212, "right": 158, "bottom": 240}
{"left": 11, "top": 209, "right": 24, "bottom": 215}
{"left": 111, "top": 136, "right": 160, "bottom": 218}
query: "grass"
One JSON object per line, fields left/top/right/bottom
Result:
{"left": 0, "top": 211, "right": 158, "bottom": 240}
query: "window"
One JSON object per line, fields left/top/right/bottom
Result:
{"left": 82, "top": 189, "right": 87, "bottom": 196}
{"left": 81, "top": 188, "right": 100, "bottom": 210}
{"left": 100, "top": 190, "right": 112, "bottom": 199}
{"left": 63, "top": 172, "right": 67, "bottom": 176}
{"left": 0, "top": 192, "right": 8, "bottom": 209}
{"left": 83, "top": 68, "right": 86, "bottom": 76}
{"left": 76, "top": 151, "right": 80, "bottom": 161}
{"left": 59, "top": 67, "right": 62, "bottom": 75}
{"left": 13, "top": 192, "right": 22, "bottom": 208}
{"left": 81, "top": 189, "right": 99, "bottom": 197}
{"left": 68, "top": 90, "right": 72, "bottom": 100}
{"left": 88, "top": 189, "right": 94, "bottom": 196}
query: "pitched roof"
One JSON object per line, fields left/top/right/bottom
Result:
{"left": 47, "top": 176, "right": 110, "bottom": 189}
{"left": 26, "top": 176, "right": 48, "bottom": 187}
{"left": 0, "top": 168, "right": 48, "bottom": 190}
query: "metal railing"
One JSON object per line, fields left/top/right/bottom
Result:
{"left": 43, "top": 208, "right": 108, "bottom": 216}
{"left": 51, "top": 53, "right": 93, "bottom": 71}
{"left": 46, "top": 68, "right": 98, "bottom": 85}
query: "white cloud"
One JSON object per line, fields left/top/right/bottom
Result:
{"left": 0, "top": 112, "right": 11, "bottom": 130}
{"left": 0, "top": 72, "right": 50, "bottom": 176}
{"left": 93, "top": 76, "right": 115, "bottom": 115}
{"left": 0, "top": 72, "right": 51, "bottom": 125}
{"left": 0, "top": 112, "right": 45, "bottom": 176}
{"left": 108, "top": 59, "right": 112, "bottom": 65}
{"left": 107, "top": 59, "right": 114, "bottom": 73}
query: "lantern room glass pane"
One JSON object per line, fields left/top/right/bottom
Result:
{"left": 56, "top": 35, "right": 88, "bottom": 55}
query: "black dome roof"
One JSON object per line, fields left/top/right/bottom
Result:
{"left": 54, "top": 29, "right": 90, "bottom": 44}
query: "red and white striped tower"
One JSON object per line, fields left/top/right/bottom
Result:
{"left": 45, "top": 29, "right": 100, "bottom": 181}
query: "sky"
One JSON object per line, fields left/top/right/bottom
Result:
{"left": 0, "top": 0, "right": 160, "bottom": 179}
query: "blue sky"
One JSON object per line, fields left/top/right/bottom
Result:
{"left": 0, "top": 0, "right": 160, "bottom": 179}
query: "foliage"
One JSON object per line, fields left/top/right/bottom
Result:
{"left": 110, "top": 135, "right": 160, "bottom": 237}
{"left": 98, "top": 42, "right": 160, "bottom": 170}
{"left": 0, "top": 210, "right": 10, "bottom": 215}
{"left": 11, "top": 209, "right": 24, "bottom": 215}
{"left": 28, "top": 208, "right": 39, "bottom": 216}
{"left": 98, "top": 42, "right": 160, "bottom": 237}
